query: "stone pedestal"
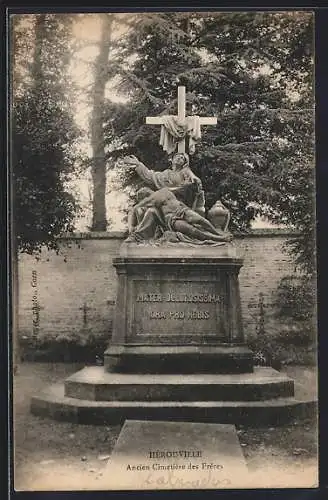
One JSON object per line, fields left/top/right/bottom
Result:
{"left": 30, "top": 242, "right": 316, "bottom": 425}
{"left": 105, "top": 243, "right": 253, "bottom": 374}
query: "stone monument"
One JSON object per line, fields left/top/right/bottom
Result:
{"left": 105, "top": 85, "right": 251, "bottom": 373}
{"left": 31, "top": 86, "right": 311, "bottom": 425}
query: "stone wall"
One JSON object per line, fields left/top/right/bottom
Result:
{"left": 18, "top": 230, "right": 296, "bottom": 345}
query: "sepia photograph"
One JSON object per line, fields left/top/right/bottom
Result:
{"left": 10, "top": 10, "right": 317, "bottom": 491}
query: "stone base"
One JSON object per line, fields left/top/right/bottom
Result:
{"left": 29, "top": 242, "right": 317, "bottom": 426}
{"left": 65, "top": 366, "right": 293, "bottom": 401}
{"left": 104, "top": 345, "right": 254, "bottom": 374}
{"left": 30, "top": 366, "right": 316, "bottom": 426}
{"left": 111, "top": 243, "right": 245, "bottom": 348}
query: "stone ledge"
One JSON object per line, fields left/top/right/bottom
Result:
{"left": 64, "top": 366, "right": 294, "bottom": 402}
{"left": 105, "top": 345, "right": 252, "bottom": 355}
{"left": 236, "top": 228, "right": 299, "bottom": 238}
{"left": 30, "top": 383, "right": 317, "bottom": 426}
{"left": 55, "top": 228, "right": 298, "bottom": 241}
{"left": 57, "top": 231, "right": 128, "bottom": 240}
{"left": 117, "top": 242, "right": 241, "bottom": 260}
{"left": 104, "top": 345, "right": 254, "bottom": 374}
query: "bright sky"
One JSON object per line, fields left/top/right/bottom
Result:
{"left": 68, "top": 14, "right": 133, "bottom": 230}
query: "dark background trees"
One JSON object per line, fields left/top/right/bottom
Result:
{"left": 103, "top": 11, "right": 314, "bottom": 273}
{"left": 11, "top": 11, "right": 315, "bottom": 274}
{"left": 10, "top": 11, "right": 316, "bottom": 368}
{"left": 11, "top": 14, "right": 83, "bottom": 370}
{"left": 12, "top": 14, "right": 81, "bottom": 255}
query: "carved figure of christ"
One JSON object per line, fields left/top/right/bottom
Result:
{"left": 145, "top": 86, "right": 217, "bottom": 154}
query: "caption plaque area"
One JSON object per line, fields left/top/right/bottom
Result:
{"left": 131, "top": 280, "right": 222, "bottom": 336}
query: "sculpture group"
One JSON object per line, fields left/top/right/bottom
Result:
{"left": 121, "top": 153, "right": 231, "bottom": 245}
{"left": 118, "top": 86, "right": 231, "bottom": 246}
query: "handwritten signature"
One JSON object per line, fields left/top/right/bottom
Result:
{"left": 142, "top": 467, "right": 232, "bottom": 489}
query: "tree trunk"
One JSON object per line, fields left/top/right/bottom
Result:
{"left": 31, "top": 14, "right": 46, "bottom": 85}
{"left": 90, "top": 15, "right": 113, "bottom": 231}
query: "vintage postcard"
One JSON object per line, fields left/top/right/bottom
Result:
{"left": 10, "top": 10, "right": 317, "bottom": 491}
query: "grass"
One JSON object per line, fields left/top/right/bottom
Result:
{"left": 13, "top": 362, "right": 318, "bottom": 491}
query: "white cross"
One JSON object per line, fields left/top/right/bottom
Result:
{"left": 145, "top": 86, "right": 217, "bottom": 154}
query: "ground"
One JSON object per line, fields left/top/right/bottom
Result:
{"left": 13, "top": 362, "right": 318, "bottom": 491}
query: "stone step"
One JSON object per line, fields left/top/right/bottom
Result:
{"left": 104, "top": 345, "right": 254, "bottom": 373}
{"left": 64, "top": 366, "right": 294, "bottom": 402}
{"left": 30, "top": 382, "right": 316, "bottom": 426}
{"left": 101, "top": 420, "right": 249, "bottom": 490}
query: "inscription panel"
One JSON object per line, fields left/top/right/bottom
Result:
{"left": 131, "top": 280, "right": 223, "bottom": 336}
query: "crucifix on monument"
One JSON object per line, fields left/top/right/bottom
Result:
{"left": 145, "top": 86, "right": 217, "bottom": 154}
{"left": 31, "top": 79, "right": 300, "bottom": 441}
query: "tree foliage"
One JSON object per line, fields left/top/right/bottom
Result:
{"left": 12, "top": 14, "right": 81, "bottom": 254}
{"left": 103, "top": 12, "right": 314, "bottom": 272}
{"left": 12, "top": 12, "right": 314, "bottom": 272}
